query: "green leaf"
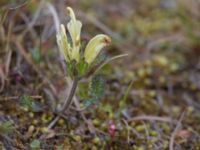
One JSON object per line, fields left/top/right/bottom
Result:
{"left": 0, "top": 121, "right": 13, "bottom": 135}
{"left": 76, "top": 58, "right": 88, "bottom": 76}
{"left": 19, "top": 95, "right": 43, "bottom": 112}
{"left": 20, "top": 95, "right": 33, "bottom": 109}
{"left": 89, "top": 74, "right": 106, "bottom": 99}
{"left": 83, "top": 97, "right": 97, "bottom": 108}
{"left": 93, "top": 53, "right": 107, "bottom": 67}
{"left": 94, "top": 54, "right": 128, "bottom": 74}
{"left": 66, "top": 62, "right": 74, "bottom": 78}
{"left": 82, "top": 74, "right": 106, "bottom": 108}
{"left": 30, "top": 139, "right": 40, "bottom": 150}
{"left": 57, "top": 145, "right": 64, "bottom": 150}
{"left": 30, "top": 48, "right": 41, "bottom": 64}
{"left": 77, "top": 83, "right": 89, "bottom": 100}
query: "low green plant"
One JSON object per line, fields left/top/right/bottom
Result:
{"left": 30, "top": 139, "right": 40, "bottom": 150}
{"left": 0, "top": 121, "right": 13, "bottom": 135}
{"left": 48, "top": 7, "right": 127, "bottom": 128}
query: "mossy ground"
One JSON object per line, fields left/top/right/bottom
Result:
{"left": 0, "top": 0, "right": 200, "bottom": 149}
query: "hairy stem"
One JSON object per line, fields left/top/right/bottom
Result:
{"left": 60, "top": 77, "right": 79, "bottom": 113}
{"left": 47, "top": 77, "right": 79, "bottom": 129}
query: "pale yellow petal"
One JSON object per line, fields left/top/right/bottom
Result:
{"left": 67, "top": 20, "right": 81, "bottom": 62}
{"left": 56, "top": 24, "right": 71, "bottom": 62}
{"left": 66, "top": 7, "right": 82, "bottom": 62}
{"left": 66, "top": 7, "right": 76, "bottom": 21}
{"left": 84, "top": 34, "right": 111, "bottom": 64}
{"left": 67, "top": 20, "right": 82, "bottom": 47}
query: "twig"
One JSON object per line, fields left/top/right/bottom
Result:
{"left": 169, "top": 111, "right": 185, "bottom": 150}
{"left": 0, "top": 67, "right": 5, "bottom": 93}
{"left": 47, "top": 116, "right": 59, "bottom": 129}
{"left": 46, "top": 111, "right": 69, "bottom": 130}
{"left": 73, "top": 97, "right": 96, "bottom": 134}
{"left": 20, "top": 0, "right": 45, "bottom": 38}
{"left": 146, "top": 33, "right": 185, "bottom": 52}
{"left": 128, "top": 115, "right": 174, "bottom": 123}
{"left": 8, "top": 0, "right": 29, "bottom": 10}
{"left": 140, "top": 121, "right": 150, "bottom": 141}
{"left": 46, "top": 2, "right": 60, "bottom": 33}
{"left": 0, "top": 95, "right": 42, "bottom": 101}
{"left": 122, "top": 119, "right": 130, "bottom": 144}
{"left": 5, "top": 51, "right": 12, "bottom": 77}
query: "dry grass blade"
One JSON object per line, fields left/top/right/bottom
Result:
{"left": 6, "top": 0, "right": 29, "bottom": 10}
{"left": 169, "top": 111, "right": 185, "bottom": 150}
{"left": 0, "top": 66, "right": 5, "bottom": 93}
{"left": 79, "top": 11, "right": 129, "bottom": 53}
{"left": 13, "top": 39, "right": 57, "bottom": 97}
{"left": 92, "top": 54, "right": 128, "bottom": 76}
{"left": 0, "top": 95, "right": 42, "bottom": 101}
{"left": 128, "top": 115, "right": 174, "bottom": 123}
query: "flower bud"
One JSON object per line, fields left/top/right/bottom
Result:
{"left": 84, "top": 34, "right": 111, "bottom": 64}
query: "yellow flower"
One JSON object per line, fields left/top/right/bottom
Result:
{"left": 56, "top": 7, "right": 111, "bottom": 66}
{"left": 67, "top": 7, "right": 82, "bottom": 62}
{"left": 56, "top": 7, "right": 82, "bottom": 63}
{"left": 84, "top": 34, "right": 111, "bottom": 64}
{"left": 56, "top": 24, "right": 71, "bottom": 62}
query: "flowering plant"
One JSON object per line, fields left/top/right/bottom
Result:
{"left": 56, "top": 7, "right": 111, "bottom": 78}
{"left": 48, "top": 7, "right": 126, "bottom": 129}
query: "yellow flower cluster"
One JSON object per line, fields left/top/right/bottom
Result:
{"left": 56, "top": 7, "right": 111, "bottom": 65}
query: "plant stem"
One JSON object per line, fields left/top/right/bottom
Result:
{"left": 47, "top": 77, "right": 79, "bottom": 129}
{"left": 60, "top": 77, "right": 79, "bottom": 113}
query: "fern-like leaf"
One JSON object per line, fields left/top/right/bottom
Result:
{"left": 89, "top": 74, "right": 106, "bottom": 99}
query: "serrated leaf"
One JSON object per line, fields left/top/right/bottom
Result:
{"left": 89, "top": 74, "right": 106, "bottom": 99}
{"left": 93, "top": 53, "right": 107, "bottom": 66}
